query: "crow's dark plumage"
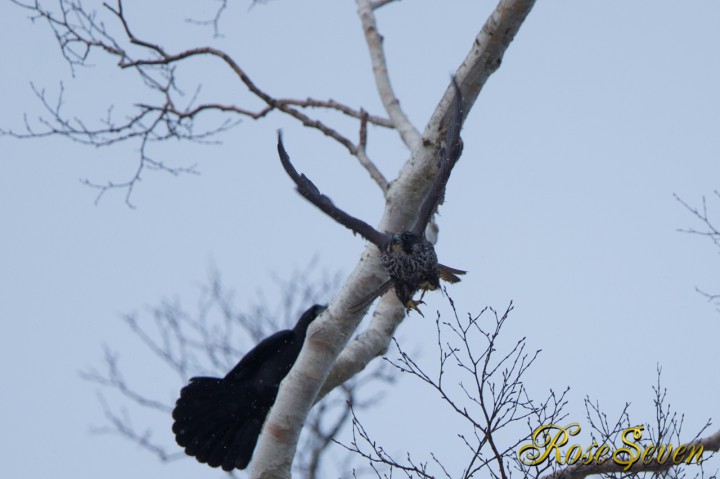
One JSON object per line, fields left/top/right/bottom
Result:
{"left": 277, "top": 79, "right": 466, "bottom": 314}
{"left": 172, "top": 304, "right": 326, "bottom": 471}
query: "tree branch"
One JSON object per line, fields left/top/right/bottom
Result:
{"left": 675, "top": 191, "right": 720, "bottom": 249}
{"left": 249, "top": 2, "right": 537, "bottom": 477}
{"left": 5, "top": 0, "right": 393, "bottom": 201}
{"left": 318, "top": 0, "right": 538, "bottom": 399}
{"left": 356, "top": 0, "right": 421, "bottom": 151}
{"left": 339, "top": 299, "right": 567, "bottom": 479}
{"left": 317, "top": 292, "right": 404, "bottom": 400}
{"left": 82, "top": 266, "right": 388, "bottom": 477}
{"left": 11, "top": 0, "right": 538, "bottom": 475}
{"left": 369, "top": 0, "right": 400, "bottom": 11}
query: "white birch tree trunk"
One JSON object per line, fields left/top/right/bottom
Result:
{"left": 249, "top": 1, "right": 537, "bottom": 477}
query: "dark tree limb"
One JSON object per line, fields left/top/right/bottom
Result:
{"left": 5, "top": 0, "right": 393, "bottom": 200}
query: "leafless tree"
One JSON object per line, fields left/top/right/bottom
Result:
{"left": 340, "top": 299, "right": 568, "bottom": 479}
{"left": 5, "top": 1, "right": 537, "bottom": 476}
{"left": 340, "top": 299, "right": 719, "bottom": 479}
{"left": 531, "top": 368, "right": 719, "bottom": 479}
{"left": 82, "top": 263, "right": 394, "bottom": 478}
{"left": 675, "top": 191, "right": 720, "bottom": 312}
{"left": 6, "top": 1, "right": 719, "bottom": 478}
{"left": 334, "top": 298, "right": 719, "bottom": 479}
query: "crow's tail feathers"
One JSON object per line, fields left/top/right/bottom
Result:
{"left": 172, "top": 377, "right": 261, "bottom": 471}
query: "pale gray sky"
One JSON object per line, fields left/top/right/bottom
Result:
{"left": 1, "top": 1, "right": 719, "bottom": 478}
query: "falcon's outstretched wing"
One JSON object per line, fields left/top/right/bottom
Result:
{"left": 278, "top": 133, "right": 390, "bottom": 249}
{"left": 410, "top": 77, "right": 465, "bottom": 237}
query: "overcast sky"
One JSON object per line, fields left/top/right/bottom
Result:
{"left": 2, "top": 1, "right": 719, "bottom": 478}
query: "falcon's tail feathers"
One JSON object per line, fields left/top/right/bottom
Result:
{"left": 439, "top": 264, "right": 467, "bottom": 283}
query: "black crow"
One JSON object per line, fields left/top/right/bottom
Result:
{"left": 172, "top": 304, "right": 326, "bottom": 471}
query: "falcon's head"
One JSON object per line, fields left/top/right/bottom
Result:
{"left": 389, "top": 231, "right": 423, "bottom": 256}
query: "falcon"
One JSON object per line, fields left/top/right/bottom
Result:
{"left": 277, "top": 79, "right": 466, "bottom": 314}
{"left": 172, "top": 304, "right": 326, "bottom": 471}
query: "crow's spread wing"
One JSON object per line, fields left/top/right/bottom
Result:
{"left": 173, "top": 332, "right": 301, "bottom": 470}
{"left": 223, "top": 330, "right": 295, "bottom": 382}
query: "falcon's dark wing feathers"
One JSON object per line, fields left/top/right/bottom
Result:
{"left": 347, "top": 278, "right": 394, "bottom": 313}
{"left": 410, "top": 78, "right": 464, "bottom": 237}
{"left": 277, "top": 77, "right": 463, "bottom": 246}
{"left": 277, "top": 79, "right": 466, "bottom": 312}
{"left": 277, "top": 136, "right": 390, "bottom": 249}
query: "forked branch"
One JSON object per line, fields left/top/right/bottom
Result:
{"left": 251, "top": 1, "right": 538, "bottom": 477}
{"left": 6, "top": 0, "right": 393, "bottom": 200}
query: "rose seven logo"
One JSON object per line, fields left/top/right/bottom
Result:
{"left": 518, "top": 423, "right": 704, "bottom": 470}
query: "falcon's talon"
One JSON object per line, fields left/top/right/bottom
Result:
{"left": 418, "top": 289, "right": 428, "bottom": 302}
{"left": 405, "top": 299, "right": 426, "bottom": 317}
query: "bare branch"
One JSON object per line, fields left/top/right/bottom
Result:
{"left": 5, "top": 0, "right": 395, "bottom": 203}
{"left": 279, "top": 98, "right": 393, "bottom": 128}
{"left": 675, "top": 192, "right": 720, "bottom": 312}
{"left": 11, "top": 1, "right": 542, "bottom": 476}
{"left": 534, "top": 369, "right": 717, "bottom": 479}
{"left": 184, "top": 0, "right": 229, "bottom": 38}
{"left": 356, "top": 0, "right": 421, "bottom": 151}
{"left": 91, "top": 394, "right": 186, "bottom": 463}
{"left": 317, "top": 294, "right": 405, "bottom": 400}
{"left": 342, "top": 298, "right": 567, "bottom": 479}
{"left": 675, "top": 192, "right": 720, "bottom": 249}
{"left": 81, "top": 347, "right": 172, "bottom": 413}
{"left": 82, "top": 266, "right": 390, "bottom": 477}
{"left": 250, "top": 3, "right": 538, "bottom": 474}
{"left": 355, "top": 110, "right": 389, "bottom": 191}
{"left": 370, "top": 0, "right": 400, "bottom": 10}
{"left": 316, "top": 0, "right": 540, "bottom": 409}
{"left": 381, "top": 0, "right": 537, "bottom": 237}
